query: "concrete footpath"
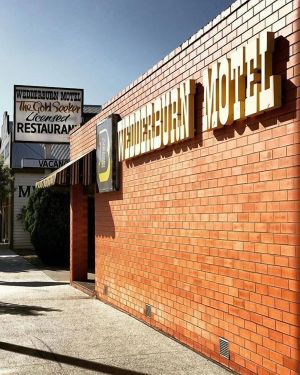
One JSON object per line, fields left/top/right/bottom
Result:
{"left": 0, "top": 249, "right": 231, "bottom": 375}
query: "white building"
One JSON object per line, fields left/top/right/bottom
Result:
{"left": 0, "top": 105, "right": 101, "bottom": 249}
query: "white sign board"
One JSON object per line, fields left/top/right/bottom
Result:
{"left": 21, "top": 158, "right": 69, "bottom": 169}
{"left": 14, "top": 85, "right": 83, "bottom": 143}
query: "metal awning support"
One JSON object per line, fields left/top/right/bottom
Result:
{"left": 36, "top": 149, "right": 96, "bottom": 189}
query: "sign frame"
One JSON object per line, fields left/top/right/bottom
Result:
{"left": 96, "top": 114, "right": 120, "bottom": 193}
{"left": 13, "top": 84, "right": 84, "bottom": 144}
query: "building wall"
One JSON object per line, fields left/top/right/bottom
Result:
{"left": 1, "top": 197, "right": 11, "bottom": 243}
{"left": 13, "top": 173, "right": 45, "bottom": 249}
{"left": 70, "top": 1, "right": 300, "bottom": 374}
{"left": 0, "top": 114, "right": 12, "bottom": 243}
{"left": 0, "top": 112, "right": 12, "bottom": 167}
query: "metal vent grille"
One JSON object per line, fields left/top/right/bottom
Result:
{"left": 103, "top": 285, "right": 108, "bottom": 295}
{"left": 145, "top": 304, "right": 151, "bottom": 317}
{"left": 219, "top": 338, "right": 229, "bottom": 359}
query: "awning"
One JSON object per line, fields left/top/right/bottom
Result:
{"left": 36, "top": 149, "right": 96, "bottom": 189}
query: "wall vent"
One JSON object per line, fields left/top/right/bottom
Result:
{"left": 219, "top": 338, "right": 229, "bottom": 359}
{"left": 103, "top": 285, "right": 108, "bottom": 295}
{"left": 145, "top": 304, "right": 151, "bottom": 317}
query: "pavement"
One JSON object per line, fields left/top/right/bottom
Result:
{"left": 0, "top": 249, "right": 231, "bottom": 375}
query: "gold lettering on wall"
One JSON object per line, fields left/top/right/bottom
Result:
{"left": 118, "top": 79, "right": 196, "bottom": 161}
{"left": 203, "top": 31, "right": 281, "bottom": 131}
{"left": 117, "top": 32, "right": 281, "bottom": 161}
{"left": 203, "top": 62, "right": 219, "bottom": 131}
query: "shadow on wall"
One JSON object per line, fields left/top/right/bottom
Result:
{"left": 94, "top": 165, "right": 124, "bottom": 239}
{"left": 296, "top": 205, "right": 300, "bottom": 374}
{"left": 297, "top": 225, "right": 300, "bottom": 374}
{"left": 213, "top": 36, "right": 296, "bottom": 141}
{"left": 125, "top": 81, "right": 204, "bottom": 168}
{"left": 296, "top": 5, "right": 300, "bottom": 374}
{"left": 125, "top": 36, "right": 295, "bottom": 165}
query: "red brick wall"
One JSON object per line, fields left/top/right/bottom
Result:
{"left": 70, "top": 1, "right": 300, "bottom": 374}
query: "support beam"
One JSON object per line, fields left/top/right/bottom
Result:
{"left": 70, "top": 184, "right": 88, "bottom": 282}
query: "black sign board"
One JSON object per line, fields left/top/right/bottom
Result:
{"left": 96, "top": 114, "right": 120, "bottom": 193}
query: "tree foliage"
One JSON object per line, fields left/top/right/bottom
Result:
{"left": 0, "top": 155, "right": 13, "bottom": 206}
{"left": 24, "top": 188, "right": 70, "bottom": 266}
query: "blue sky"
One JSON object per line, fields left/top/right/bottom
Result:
{"left": 0, "top": 0, "right": 233, "bottom": 116}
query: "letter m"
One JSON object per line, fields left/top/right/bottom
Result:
{"left": 18, "top": 185, "right": 31, "bottom": 198}
{"left": 202, "top": 62, "right": 219, "bottom": 131}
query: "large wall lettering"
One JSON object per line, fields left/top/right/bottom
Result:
{"left": 203, "top": 32, "right": 281, "bottom": 130}
{"left": 117, "top": 32, "right": 281, "bottom": 162}
{"left": 117, "top": 80, "right": 196, "bottom": 161}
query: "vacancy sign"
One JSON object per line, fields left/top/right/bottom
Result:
{"left": 14, "top": 85, "right": 83, "bottom": 143}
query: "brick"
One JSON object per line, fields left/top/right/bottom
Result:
{"left": 69, "top": 2, "right": 300, "bottom": 375}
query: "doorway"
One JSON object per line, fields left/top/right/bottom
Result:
{"left": 70, "top": 185, "right": 95, "bottom": 297}
{"left": 87, "top": 195, "right": 95, "bottom": 276}
{"left": 77, "top": 193, "right": 96, "bottom": 296}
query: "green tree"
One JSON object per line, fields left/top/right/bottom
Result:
{"left": 24, "top": 188, "right": 70, "bottom": 266}
{"left": 0, "top": 155, "right": 13, "bottom": 207}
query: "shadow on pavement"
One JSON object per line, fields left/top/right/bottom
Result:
{"left": 0, "top": 250, "right": 69, "bottom": 275}
{"left": 0, "top": 253, "right": 34, "bottom": 273}
{"left": 0, "top": 341, "right": 149, "bottom": 375}
{"left": 0, "top": 281, "right": 68, "bottom": 287}
{"left": 0, "top": 302, "right": 62, "bottom": 316}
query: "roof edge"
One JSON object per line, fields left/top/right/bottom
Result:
{"left": 101, "top": 0, "right": 249, "bottom": 110}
